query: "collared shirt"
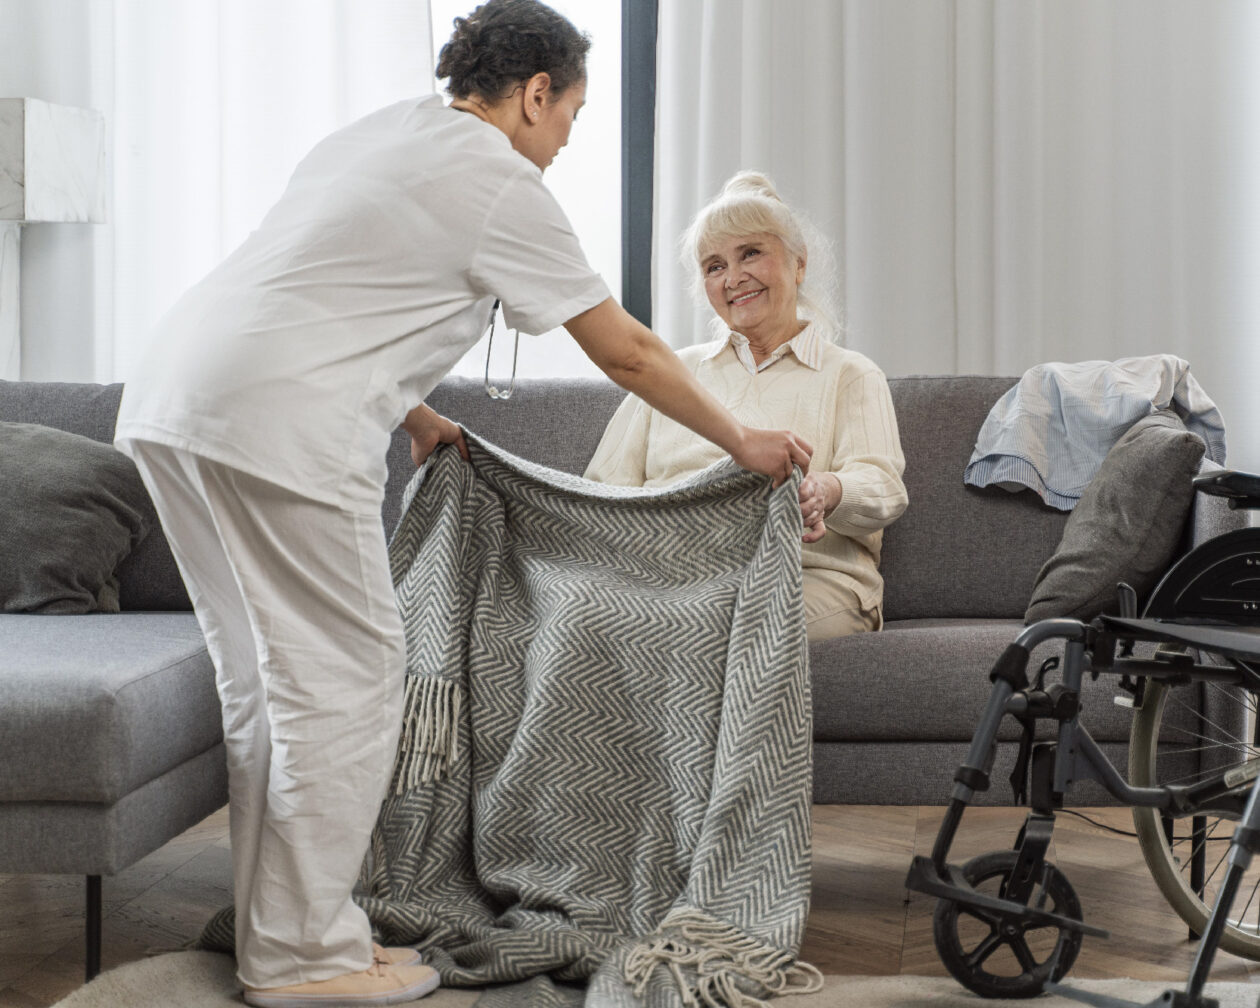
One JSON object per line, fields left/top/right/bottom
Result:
{"left": 584, "top": 322, "right": 908, "bottom": 614}
{"left": 965, "top": 355, "right": 1227, "bottom": 510}
{"left": 702, "top": 324, "right": 826, "bottom": 375}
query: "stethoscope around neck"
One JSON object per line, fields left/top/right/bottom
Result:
{"left": 483, "top": 298, "right": 520, "bottom": 401}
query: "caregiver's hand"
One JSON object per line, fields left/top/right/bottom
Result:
{"left": 403, "top": 403, "right": 470, "bottom": 467}
{"left": 732, "top": 427, "right": 813, "bottom": 489}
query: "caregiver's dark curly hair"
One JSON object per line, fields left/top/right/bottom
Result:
{"left": 436, "top": 0, "right": 591, "bottom": 102}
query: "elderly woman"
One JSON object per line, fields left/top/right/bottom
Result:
{"left": 585, "top": 172, "right": 908, "bottom": 641}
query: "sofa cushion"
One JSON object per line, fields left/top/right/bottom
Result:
{"left": 808, "top": 618, "right": 1152, "bottom": 745}
{"left": 0, "top": 422, "right": 152, "bottom": 613}
{"left": 1025, "top": 411, "right": 1206, "bottom": 623}
{"left": 0, "top": 380, "right": 192, "bottom": 611}
{"left": 0, "top": 613, "right": 222, "bottom": 802}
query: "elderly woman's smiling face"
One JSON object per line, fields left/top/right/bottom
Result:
{"left": 700, "top": 231, "right": 805, "bottom": 347}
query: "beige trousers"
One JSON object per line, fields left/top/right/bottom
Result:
{"left": 123, "top": 442, "right": 405, "bottom": 990}
{"left": 803, "top": 569, "right": 881, "bottom": 643}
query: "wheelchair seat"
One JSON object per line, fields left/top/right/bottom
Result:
{"left": 1099, "top": 614, "right": 1260, "bottom": 663}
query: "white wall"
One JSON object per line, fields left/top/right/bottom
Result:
{"left": 0, "top": 0, "right": 109, "bottom": 381}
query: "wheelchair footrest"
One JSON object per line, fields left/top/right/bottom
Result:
{"left": 1045, "top": 980, "right": 1218, "bottom": 1008}
{"left": 905, "top": 855, "right": 1110, "bottom": 938}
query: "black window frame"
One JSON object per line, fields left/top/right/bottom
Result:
{"left": 621, "top": 0, "right": 657, "bottom": 326}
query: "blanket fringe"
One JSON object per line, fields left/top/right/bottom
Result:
{"left": 392, "top": 675, "right": 462, "bottom": 793}
{"left": 623, "top": 909, "right": 824, "bottom": 1007}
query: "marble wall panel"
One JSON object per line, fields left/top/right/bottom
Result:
{"left": 0, "top": 98, "right": 105, "bottom": 223}
{"left": 1, "top": 222, "right": 19, "bottom": 379}
{"left": 0, "top": 100, "right": 23, "bottom": 220}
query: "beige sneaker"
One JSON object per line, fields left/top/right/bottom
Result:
{"left": 372, "top": 943, "right": 422, "bottom": 967}
{"left": 242, "top": 957, "right": 439, "bottom": 1007}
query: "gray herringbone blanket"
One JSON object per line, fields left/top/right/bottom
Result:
{"left": 361, "top": 435, "right": 819, "bottom": 1007}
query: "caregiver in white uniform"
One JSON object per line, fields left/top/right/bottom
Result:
{"left": 114, "top": 2, "right": 813, "bottom": 1006}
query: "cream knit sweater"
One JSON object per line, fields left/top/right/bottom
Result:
{"left": 584, "top": 326, "right": 908, "bottom": 621}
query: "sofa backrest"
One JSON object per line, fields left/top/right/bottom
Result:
{"left": 382, "top": 376, "right": 627, "bottom": 533}
{"left": 878, "top": 376, "right": 1069, "bottom": 620}
{"left": 404, "top": 374, "right": 1073, "bottom": 621}
{"left": 2, "top": 373, "right": 1072, "bottom": 620}
{"left": 0, "top": 375, "right": 629, "bottom": 614}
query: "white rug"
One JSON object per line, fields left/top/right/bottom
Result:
{"left": 49, "top": 951, "right": 1260, "bottom": 1008}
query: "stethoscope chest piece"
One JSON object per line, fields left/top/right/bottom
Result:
{"left": 483, "top": 299, "right": 519, "bottom": 400}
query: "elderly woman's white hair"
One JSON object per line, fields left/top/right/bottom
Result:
{"left": 680, "top": 171, "right": 843, "bottom": 342}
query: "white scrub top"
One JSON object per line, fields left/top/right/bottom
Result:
{"left": 116, "top": 95, "right": 610, "bottom": 514}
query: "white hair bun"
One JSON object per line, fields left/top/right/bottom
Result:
{"left": 721, "top": 170, "right": 782, "bottom": 202}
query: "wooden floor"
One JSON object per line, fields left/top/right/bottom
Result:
{"left": 4, "top": 804, "right": 1260, "bottom": 1006}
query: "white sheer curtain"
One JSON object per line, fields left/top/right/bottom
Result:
{"left": 106, "top": 0, "right": 433, "bottom": 379}
{"left": 654, "top": 0, "right": 1260, "bottom": 472}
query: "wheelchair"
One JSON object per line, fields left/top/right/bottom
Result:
{"left": 904, "top": 469, "right": 1260, "bottom": 1008}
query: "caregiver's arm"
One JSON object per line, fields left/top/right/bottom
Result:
{"left": 566, "top": 298, "right": 812, "bottom": 487}
{"left": 403, "top": 402, "right": 470, "bottom": 467}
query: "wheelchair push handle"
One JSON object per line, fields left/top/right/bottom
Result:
{"left": 1193, "top": 469, "right": 1260, "bottom": 509}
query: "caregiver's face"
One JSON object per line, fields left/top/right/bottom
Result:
{"left": 519, "top": 78, "right": 587, "bottom": 172}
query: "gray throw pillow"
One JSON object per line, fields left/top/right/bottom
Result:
{"left": 1024, "top": 411, "right": 1206, "bottom": 624}
{"left": 0, "top": 422, "right": 152, "bottom": 613}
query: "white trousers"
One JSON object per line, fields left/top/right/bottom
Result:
{"left": 124, "top": 442, "right": 406, "bottom": 990}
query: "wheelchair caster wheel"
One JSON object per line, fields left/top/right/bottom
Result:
{"left": 932, "top": 849, "right": 1084, "bottom": 999}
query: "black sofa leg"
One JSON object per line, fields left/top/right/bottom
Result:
{"left": 85, "top": 875, "right": 101, "bottom": 981}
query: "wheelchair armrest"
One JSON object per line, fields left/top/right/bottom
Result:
{"left": 1194, "top": 469, "right": 1260, "bottom": 510}
{"left": 1186, "top": 462, "right": 1253, "bottom": 552}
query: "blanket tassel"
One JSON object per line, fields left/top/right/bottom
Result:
{"left": 623, "top": 910, "right": 824, "bottom": 1007}
{"left": 392, "top": 675, "right": 462, "bottom": 793}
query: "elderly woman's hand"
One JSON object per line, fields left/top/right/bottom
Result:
{"left": 800, "top": 472, "right": 841, "bottom": 543}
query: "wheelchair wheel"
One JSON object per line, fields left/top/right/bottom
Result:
{"left": 1129, "top": 677, "right": 1260, "bottom": 959}
{"left": 933, "top": 849, "right": 1083, "bottom": 999}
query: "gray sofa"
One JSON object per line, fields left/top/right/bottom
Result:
{"left": 419, "top": 376, "right": 1246, "bottom": 806}
{"left": 0, "top": 373, "right": 1245, "bottom": 978}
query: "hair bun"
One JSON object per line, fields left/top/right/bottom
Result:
{"left": 721, "top": 170, "right": 781, "bottom": 203}
{"left": 436, "top": 15, "right": 481, "bottom": 81}
{"left": 436, "top": 0, "right": 590, "bottom": 103}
